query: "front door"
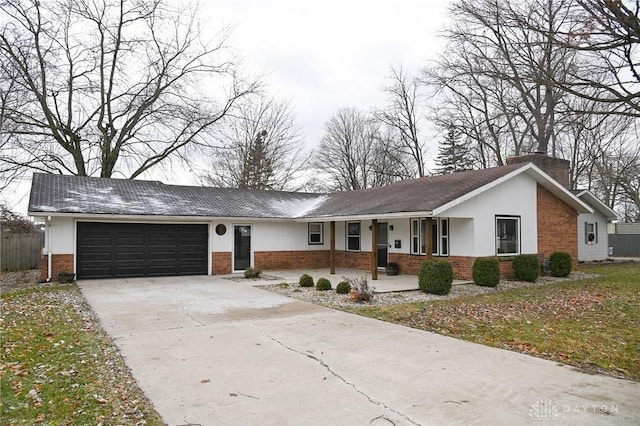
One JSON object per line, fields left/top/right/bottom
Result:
{"left": 234, "top": 225, "right": 252, "bottom": 270}
{"left": 377, "top": 222, "right": 388, "bottom": 268}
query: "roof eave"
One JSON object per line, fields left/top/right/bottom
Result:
{"left": 295, "top": 211, "right": 433, "bottom": 222}
{"left": 27, "top": 211, "right": 296, "bottom": 222}
{"left": 523, "top": 165, "right": 593, "bottom": 214}
{"left": 573, "top": 190, "right": 619, "bottom": 220}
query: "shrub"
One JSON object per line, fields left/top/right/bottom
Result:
{"left": 299, "top": 274, "right": 314, "bottom": 287}
{"left": 277, "top": 282, "right": 289, "bottom": 289}
{"left": 418, "top": 260, "right": 453, "bottom": 295}
{"left": 347, "top": 276, "right": 374, "bottom": 302}
{"left": 244, "top": 267, "right": 262, "bottom": 278}
{"left": 336, "top": 280, "right": 351, "bottom": 294}
{"left": 472, "top": 257, "right": 500, "bottom": 287}
{"left": 512, "top": 254, "right": 539, "bottom": 282}
{"left": 549, "top": 252, "right": 572, "bottom": 277}
{"left": 57, "top": 272, "right": 75, "bottom": 283}
{"left": 316, "top": 277, "right": 332, "bottom": 291}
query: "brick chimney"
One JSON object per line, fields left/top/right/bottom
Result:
{"left": 506, "top": 153, "right": 571, "bottom": 190}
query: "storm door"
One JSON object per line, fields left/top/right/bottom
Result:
{"left": 377, "top": 222, "right": 388, "bottom": 268}
{"left": 233, "top": 225, "right": 252, "bottom": 270}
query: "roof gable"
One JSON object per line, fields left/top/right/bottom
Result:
{"left": 302, "top": 163, "right": 529, "bottom": 219}
{"left": 571, "top": 190, "right": 618, "bottom": 220}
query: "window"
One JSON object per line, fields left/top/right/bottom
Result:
{"left": 411, "top": 218, "right": 449, "bottom": 256}
{"left": 431, "top": 220, "right": 438, "bottom": 255}
{"left": 496, "top": 216, "right": 520, "bottom": 255}
{"left": 308, "top": 222, "right": 324, "bottom": 245}
{"left": 585, "top": 222, "right": 598, "bottom": 245}
{"left": 346, "top": 222, "right": 360, "bottom": 251}
{"left": 411, "top": 219, "right": 426, "bottom": 255}
{"left": 441, "top": 219, "right": 449, "bottom": 255}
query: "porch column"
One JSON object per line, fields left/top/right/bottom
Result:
{"left": 426, "top": 217, "right": 433, "bottom": 260}
{"left": 371, "top": 219, "right": 378, "bottom": 280}
{"left": 330, "top": 221, "right": 336, "bottom": 274}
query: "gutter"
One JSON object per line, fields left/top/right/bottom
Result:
{"left": 46, "top": 216, "right": 51, "bottom": 282}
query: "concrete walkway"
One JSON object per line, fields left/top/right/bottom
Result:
{"left": 79, "top": 276, "right": 640, "bottom": 426}
{"left": 228, "top": 267, "right": 473, "bottom": 292}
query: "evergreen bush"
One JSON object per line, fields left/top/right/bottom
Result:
{"left": 512, "top": 254, "right": 539, "bottom": 282}
{"left": 549, "top": 252, "right": 572, "bottom": 277}
{"left": 299, "top": 273, "right": 314, "bottom": 287}
{"left": 418, "top": 260, "right": 453, "bottom": 295}
{"left": 316, "top": 277, "right": 332, "bottom": 291}
{"left": 472, "top": 257, "right": 500, "bottom": 287}
{"left": 336, "top": 281, "right": 351, "bottom": 294}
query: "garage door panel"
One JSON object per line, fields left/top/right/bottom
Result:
{"left": 77, "top": 222, "right": 208, "bottom": 279}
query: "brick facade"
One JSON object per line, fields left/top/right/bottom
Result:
{"left": 39, "top": 254, "right": 74, "bottom": 282}
{"left": 537, "top": 184, "right": 579, "bottom": 267}
{"left": 212, "top": 252, "right": 232, "bottom": 274}
{"left": 388, "top": 253, "right": 424, "bottom": 275}
{"left": 335, "top": 251, "right": 371, "bottom": 270}
{"left": 389, "top": 253, "right": 517, "bottom": 280}
{"left": 254, "top": 250, "right": 330, "bottom": 270}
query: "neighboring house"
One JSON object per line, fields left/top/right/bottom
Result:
{"left": 571, "top": 190, "right": 618, "bottom": 261}
{"left": 28, "top": 155, "right": 592, "bottom": 282}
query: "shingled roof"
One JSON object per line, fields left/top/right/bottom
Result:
{"left": 306, "top": 163, "right": 529, "bottom": 218}
{"left": 28, "top": 173, "right": 327, "bottom": 219}
{"left": 28, "top": 162, "right": 588, "bottom": 219}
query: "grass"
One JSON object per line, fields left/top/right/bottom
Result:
{"left": 1, "top": 285, "right": 164, "bottom": 425}
{"left": 341, "top": 262, "right": 640, "bottom": 381}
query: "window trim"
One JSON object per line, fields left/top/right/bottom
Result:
{"left": 411, "top": 218, "right": 425, "bottom": 255}
{"left": 346, "top": 221, "right": 361, "bottom": 252}
{"left": 410, "top": 218, "right": 449, "bottom": 257}
{"left": 308, "top": 222, "right": 324, "bottom": 245}
{"left": 585, "top": 222, "right": 598, "bottom": 245}
{"left": 495, "top": 216, "right": 521, "bottom": 256}
{"left": 440, "top": 218, "right": 449, "bottom": 256}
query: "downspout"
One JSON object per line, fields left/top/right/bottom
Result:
{"left": 46, "top": 216, "right": 52, "bottom": 282}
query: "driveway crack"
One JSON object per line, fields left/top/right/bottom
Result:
{"left": 250, "top": 323, "right": 421, "bottom": 426}
{"left": 184, "top": 309, "right": 204, "bottom": 326}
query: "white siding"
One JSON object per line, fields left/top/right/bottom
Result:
{"left": 48, "top": 217, "right": 75, "bottom": 254}
{"left": 577, "top": 212, "right": 610, "bottom": 261}
{"left": 388, "top": 219, "right": 410, "bottom": 254}
{"left": 253, "top": 222, "right": 329, "bottom": 251}
{"left": 211, "top": 221, "right": 333, "bottom": 252}
{"left": 449, "top": 218, "right": 473, "bottom": 255}
{"left": 441, "top": 173, "right": 538, "bottom": 257}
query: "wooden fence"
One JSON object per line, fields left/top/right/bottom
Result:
{"left": 1, "top": 232, "right": 45, "bottom": 272}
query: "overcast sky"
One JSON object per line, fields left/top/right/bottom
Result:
{"left": 5, "top": 1, "right": 452, "bottom": 213}
{"left": 210, "top": 0, "right": 451, "bottom": 148}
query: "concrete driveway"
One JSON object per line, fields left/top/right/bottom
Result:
{"left": 79, "top": 276, "right": 640, "bottom": 426}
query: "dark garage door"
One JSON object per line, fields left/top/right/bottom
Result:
{"left": 77, "top": 222, "right": 208, "bottom": 279}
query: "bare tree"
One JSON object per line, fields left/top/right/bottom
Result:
{"left": 426, "top": 0, "right": 577, "bottom": 164}
{"left": 552, "top": 0, "right": 640, "bottom": 116}
{"left": 374, "top": 65, "right": 426, "bottom": 177}
{"left": 0, "top": 0, "right": 256, "bottom": 183}
{"left": 0, "top": 202, "right": 37, "bottom": 232}
{"left": 313, "top": 107, "right": 412, "bottom": 191}
{"left": 201, "top": 96, "right": 309, "bottom": 191}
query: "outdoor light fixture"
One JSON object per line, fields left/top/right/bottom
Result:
{"left": 389, "top": 225, "right": 394, "bottom": 231}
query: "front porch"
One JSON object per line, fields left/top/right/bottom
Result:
{"left": 244, "top": 268, "right": 473, "bottom": 293}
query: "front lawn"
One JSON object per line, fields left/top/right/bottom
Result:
{"left": 341, "top": 262, "right": 640, "bottom": 381}
{"left": 0, "top": 284, "right": 163, "bottom": 425}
